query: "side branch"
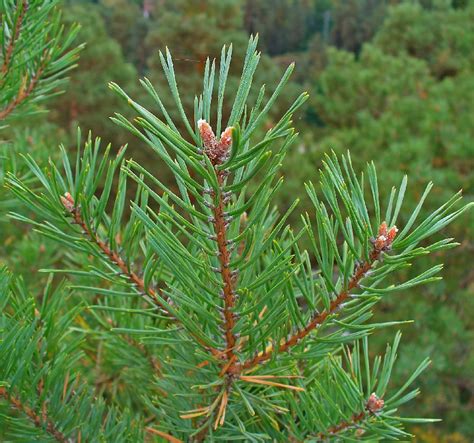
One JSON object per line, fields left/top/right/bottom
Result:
{"left": 60, "top": 193, "right": 222, "bottom": 358}
{"left": 0, "top": 0, "right": 28, "bottom": 75}
{"left": 239, "top": 223, "right": 398, "bottom": 372}
{"left": 0, "top": 387, "right": 68, "bottom": 442}
{"left": 61, "top": 193, "right": 170, "bottom": 314}
{"left": 314, "top": 393, "right": 384, "bottom": 440}
{"left": 0, "top": 53, "right": 48, "bottom": 120}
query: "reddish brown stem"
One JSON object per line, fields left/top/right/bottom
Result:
{"left": 314, "top": 393, "right": 384, "bottom": 440}
{"left": 213, "top": 172, "right": 238, "bottom": 363}
{"left": 316, "top": 410, "right": 366, "bottom": 440}
{"left": 1, "top": 1, "right": 28, "bottom": 75}
{"left": 70, "top": 206, "right": 167, "bottom": 312}
{"left": 238, "top": 248, "right": 382, "bottom": 372}
{"left": 0, "top": 387, "right": 68, "bottom": 442}
{"left": 198, "top": 120, "right": 237, "bottom": 367}
{"left": 64, "top": 202, "right": 221, "bottom": 359}
{"left": 0, "top": 53, "right": 47, "bottom": 120}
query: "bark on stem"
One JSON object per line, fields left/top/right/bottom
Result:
{"left": 314, "top": 393, "right": 384, "bottom": 440}
{"left": 315, "top": 410, "right": 366, "bottom": 440}
{"left": 238, "top": 245, "right": 386, "bottom": 372}
{"left": 0, "top": 387, "right": 68, "bottom": 442}
{"left": 0, "top": 1, "right": 28, "bottom": 75}
{"left": 61, "top": 196, "right": 221, "bottom": 359}
{"left": 213, "top": 172, "right": 238, "bottom": 364}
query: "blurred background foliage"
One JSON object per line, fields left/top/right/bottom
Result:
{"left": 1, "top": 0, "right": 473, "bottom": 440}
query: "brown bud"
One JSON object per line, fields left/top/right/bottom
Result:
{"left": 60, "top": 192, "right": 75, "bottom": 212}
{"left": 374, "top": 222, "right": 398, "bottom": 250}
{"left": 366, "top": 393, "right": 384, "bottom": 414}
{"left": 374, "top": 235, "right": 387, "bottom": 251}
{"left": 219, "top": 126, "right": 233, "bottom": 150}
{"left": 198, "top": 119, "right": 233, "bottom": 165}
{"left": 378, "top": 221, "right": 388, "bottom": 237}
{"left": 198, "top": 119, "right": 217, "bottom": 150}
{"left": 387, "top": 226, "right": 398, "bottom": 244}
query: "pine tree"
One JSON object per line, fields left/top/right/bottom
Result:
{"left": 0, "top": 2, "right": 141, "bottom": 440}
{"left": 0, "top": 0, "right": 82, "bottom": 122}
{"left": 303, "top": 4, "right": 474, "bottom": 438}
{"left": 0, "top": 0, "right": 83, "bottom": 284}
{"left": 330, "top": 0, "right": 388, "bottom": 54}
{"left": 2, "top": 23, "right": 472, "bottom": 440}
{"left": 374, "top": 2, "right": 474, "bottom": 79}
{"left": 244, "top": 0, "right": 318, "bottom": 56}
{"left": 47, "top": 2, "right": 140, "bottom": 149}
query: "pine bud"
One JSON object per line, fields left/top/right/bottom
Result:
{"left": 366, "top": 393, "right": 384, "bottom": 414}
{"left": 387, "top": 225, "right": 398, "bottom": 244}
{"left": 374, "top": 222, "right": 398, "bottom": 251}
{"left": 198, "top": 119, "right": 217, "bottom": 150}
{"left": 60, "top": 192, "right": 75, "bottom": 212}
{"left": 374, "top": 235, "right": 387, "bottom": 251}
{"left": 198, "top": 119, "right": 233, "bottom": 165}
{"left": 219, "top": 126, "right": 233, "bottom": 151}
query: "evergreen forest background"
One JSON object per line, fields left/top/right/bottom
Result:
{"left": 1, "top": 0, "right": 473, "bottom": 440}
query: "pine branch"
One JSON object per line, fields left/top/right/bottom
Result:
{"left": 0, "top": 0, "right": 27, "bottom": 76}
{"left": 0, "top": 0, "right": 82, "bottom": 122}
{"left": 314, "top": 393, "right": 385, "bottom": 441}
{"left": 186, "top": 122, "right": 238, "bottom": 438}
{"left": 60, "top": 192, "right": 222, "bottom": 359}
{"left": 5, "top": 36, "right": 470, "bottom": 440}
{"left": 0, "top": 50, "right": 49, "bottom": 120}
{"left": 238, "top": 222, "right": 398, "bottom": 372}
{"left": 198, "top": 121, "right": 239, "bottom": 366}
{"left": 0, "top": 269, "right": 146, "bottom": 441}
{"left": 61, "top": 192, "right": 170, "bottom": 314}
{"left": 0, "top": 387, "right": 68, "bottom": 442}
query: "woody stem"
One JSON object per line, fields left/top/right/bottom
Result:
{"left": 0, "top": 387, "right": 68, "bottom": 442}
{"left": 65, "top": 204, "right": 221, "bottom": 359}
{"left": 213, "top": 171, "right": 238, "bottom": 364}
{"left": 238, "top": 247, "right": 382, "bottom": 372}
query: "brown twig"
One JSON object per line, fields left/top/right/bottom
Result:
{"left": 0, "top": 0, "right": 28, "bottom": 75}
{"left": 314, "top": 393, "right": 384, "bottom": 440}
{"left": 236, "top": 223, "right": 398, "bottom": 372}
{"left": 198, "top": 120, "right": 238, "bottom": 368}
{"left": 318, "top": 410, "right": 366, "bottom": 440}
{"left": 60, "top": 193, "right": 222, "bottom": 359}
{"left": 213, "top": 170, "right": 238, "bottom": 363}
{"left": 0, "top": 386, "right": 68, "bottom": 442}
{"left": 0, "top": 52, "right": 48, "bottom": 120}
{"left": 64, "top": 196, "right": 168, "bottom": 312}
